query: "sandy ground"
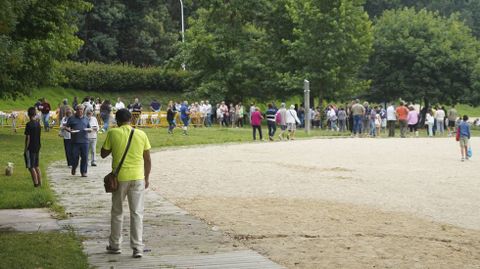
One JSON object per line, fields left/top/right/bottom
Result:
{"left": 150, "top": 137, "right": 480, "bottom": 268}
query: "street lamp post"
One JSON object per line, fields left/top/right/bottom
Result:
{"left": 180, "top": 0, "right": 185, "bottom": 70}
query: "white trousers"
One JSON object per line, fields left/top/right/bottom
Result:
{"left": 88, "top": 138, "right": 96, "bottom": 164}
{"left": 109, "top": 180, "right": 145, "bottom": 251}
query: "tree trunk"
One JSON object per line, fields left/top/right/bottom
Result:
{"left": 419, "top": 96, "right": 429, "bottom": 127}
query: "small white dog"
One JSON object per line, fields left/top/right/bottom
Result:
{"left": 5, "top": 162, "right": 14, "bottom": 176}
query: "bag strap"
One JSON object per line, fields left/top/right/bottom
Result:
{"left": 113, "top": 128, "right": 135, "bottom": 176}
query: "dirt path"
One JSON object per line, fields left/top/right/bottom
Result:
{"left": 151, "top": 137, "right": 480, "bottom": 268}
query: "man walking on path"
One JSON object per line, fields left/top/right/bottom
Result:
{"left": 396, "top": 102, "right": 409, "bottom": 138}
{"left": 101, "top": 109, "right": 151, "bottom": 258}
{"left": 386, "top": 103, "right": 396, "bottom": 137}
{"left": 66, "top": 104, "right": 91, "bottom": 177}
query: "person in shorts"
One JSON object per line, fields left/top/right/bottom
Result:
{"left": 458, "top": 115, "right": 471, "bottom": 162}
{"left": 24, "top": 107, "right": 42, "bottom": 187}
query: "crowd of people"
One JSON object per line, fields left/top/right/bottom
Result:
{"left": 19, "top": 96, "right": 478, "bottom": 182}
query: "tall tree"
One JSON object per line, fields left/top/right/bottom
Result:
{"left": 365, "top": 0, "right": 480, "bottom": 38}
{"left": 366, "top": 8, "right": 480, "bottom": 106}
{"left": 180, "top": 0, "right": 276, "bottom": 102}
{"left": 283, "top": 0, "right": 373, "bottom": 102}
{"left": 75, "top": 0, "right": 178, "bottom": 66}
{"left": 0, "top": 0, "right": 90, "bottom": 99}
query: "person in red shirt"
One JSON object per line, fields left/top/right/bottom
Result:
{"left": 395, "top": 101, "right": 409, "bottom": 138}
{"left": 251, "top": 107, "right": 264, "bottom": 141}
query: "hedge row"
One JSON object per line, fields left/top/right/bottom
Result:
{"left": 59, "top": 61, "right": 187, "bottom": 92}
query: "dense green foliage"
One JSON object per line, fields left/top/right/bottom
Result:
{"left": 283, "top": 0, "right": 373, "bottom": 102}
{"left": 365, "top": 0, "right": 480, "bottom": 38}
{"left": 179, "top": 0, "right": 278, "bottom": 102}
{"left": 2, "top": 0, "right": 480, "bottom": 105}
{"left": 75, "top": 0, "right": 178, "bottom": 66}
{"left": 0, "top": 0, "right": 91, "bottom": 99}
{"left": 60, "top": 61, "right": 186, "bottom": 92}
{"left": 180, "top": 0, "right": 373, "bottom": 103}
{"left": 367, "top": 8, "right": 480, "bottom": 106}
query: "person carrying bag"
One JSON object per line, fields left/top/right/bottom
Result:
{"left": 103, "top": 129, "right": 135, "bottom": 192}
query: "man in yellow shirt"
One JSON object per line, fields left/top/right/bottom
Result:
{"left": 101, "top": 109, "right": 152, "bottom": 258}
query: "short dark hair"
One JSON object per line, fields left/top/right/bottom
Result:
{"left": 27, "top": 107, "right": 36, "bottom": 118}
{"left": 463, "top": 115, "right": 469, "bottom": 121}
{"left": 115, "top": 108, "right": 131, "bottom": 124}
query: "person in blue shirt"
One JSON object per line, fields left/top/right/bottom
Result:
{"left": 458, "top": 115, "right": 471, "bottom": 161}
{"left": 180, "top": 101, "right": 190, "bottom": 135}
{"left": 66, "top": 104, "right": 91, "bottom": 176}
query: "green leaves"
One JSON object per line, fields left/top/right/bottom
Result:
{"left": 367, "top": 8, "right": 480, "bottom": 105}
{"left": 283, "top": 0, "right": 373, "bottom": 101}
{"left": 0, "top": 0, "right": 90, "bottom": 99}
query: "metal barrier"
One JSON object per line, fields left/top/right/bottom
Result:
{"left": 0, "top": 110, "right": 207, "bottom": 129}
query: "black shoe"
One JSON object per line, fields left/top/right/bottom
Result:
{"left": 91, "top": 163, "right": 97, "bottom": 167}
{"left": 71, "top": 168, "right": 76, "bottom": 175}
{"left": 132, "top": 249, "right": 143, "bottom": 258}
{"left": 106, "top": 245, "right": 121, "bottom": 254}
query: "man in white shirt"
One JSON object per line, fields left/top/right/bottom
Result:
{"left": 86, "top": 109, "right": 99, "bottom": 166}
{"left": 205, "top": 100, "right": 212, "bottom": 127}
{"left": 115, "top": 97, "right": 125, "bottom": 111}
{"left": 435, "top": 107, "right": 446, "bottom": 135}
{"left": 386, "top": 103, "right": 396, "bottom": 137}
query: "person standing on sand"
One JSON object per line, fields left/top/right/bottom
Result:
{"left": 458, "top": 115, "right": 471, "bottom": 162}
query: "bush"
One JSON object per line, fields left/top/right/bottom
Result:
{"left": 59, "top": 61, "right": 187, "bottom": 93}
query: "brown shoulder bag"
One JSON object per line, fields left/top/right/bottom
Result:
{"left": 104, "top": 129, "right": 135, "bottom": 193}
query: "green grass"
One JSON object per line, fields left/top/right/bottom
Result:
{"left": 0, "top": 86, "right": 183, "bottom": 111}
{"left": 0, "top": 231, "right": 88, "bottom": 269}
{"left": 456, "top": 104, "right": 480, "bottom": 118}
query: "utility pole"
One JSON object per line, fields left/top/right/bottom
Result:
{"left": 180, "top": 0, "right": 185, "bottom": 70}
{"left": 304, "top": 79, "right": 311, "bottom": 134}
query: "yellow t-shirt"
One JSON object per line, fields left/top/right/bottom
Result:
{"left": 102, "top": 125, "right": 151, "bottom": 181}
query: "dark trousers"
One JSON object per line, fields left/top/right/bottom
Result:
{"left": 64, "top": 139, "right": 73, "bottom": 166}
{"left": 267, "top": 121, "right": 276, "bottom": 138}
{"left": 353, "top": 115, "right": 363, "bottom": 134}
{"left": 72, "top": 143, "right": 88, "bottom": 174}
{"left": 252, "top": 125, "right": 263, "bottom": 140}
{"left": 387, "top": 120, "right": 396, "bottom": 137}
{"left": 168, "top": 120, "right": 175, "bottom": 132}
